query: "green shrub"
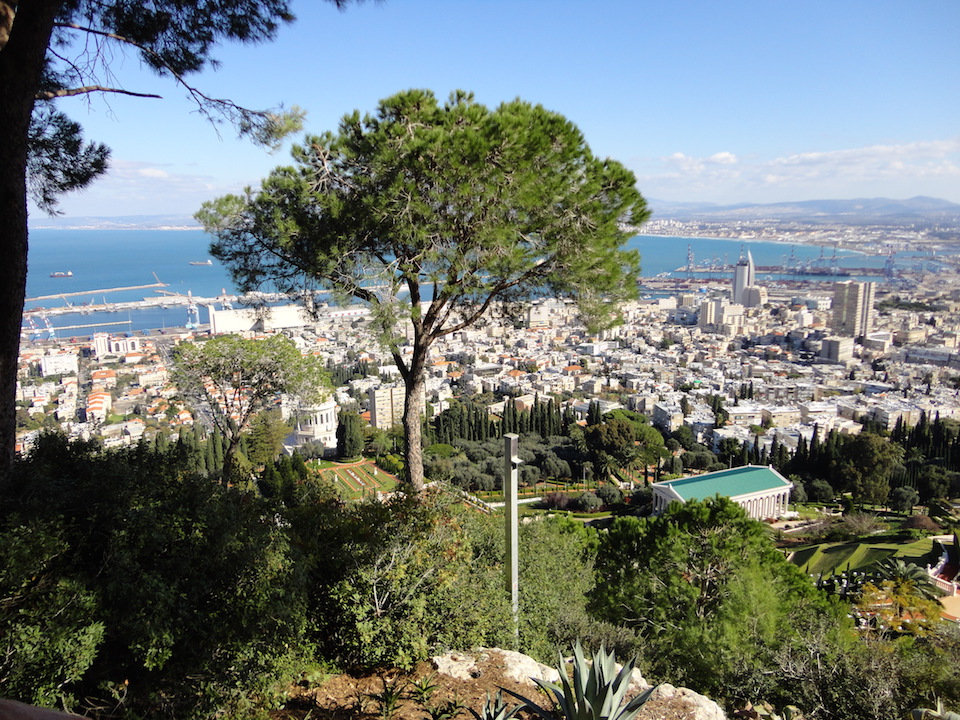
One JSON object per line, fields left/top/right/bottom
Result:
{"left": 596, "top": 484, "right": 624, "bottom": 506}
{"left": 578, "top": 491, "right": 603, "bottom": 512}
{"left": 379, "top": 453, "right": 405, "bottom": 475}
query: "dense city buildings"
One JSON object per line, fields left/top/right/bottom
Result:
{"left": 15, "top": 216, "right": 960, "bottom": 482}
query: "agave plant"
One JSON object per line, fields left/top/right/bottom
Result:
{"left": 370, "top": 676, "right": 406, "bottom": 720}
{"left": 411, "top": 672, "right": 441, "bottom": 706}
{"left": 909, "top": 701, "right": 960, "bottom": 720}
{"left": 425, "top": 696, "right": 467, "bottom": 720}
{"left": 467, "top": 690, "right": 522, "bottom": 720}
{"left": 503, "top": 643, "right": 656, "bottom": 720}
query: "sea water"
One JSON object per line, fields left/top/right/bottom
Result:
{"left": 23, "top": 229, "right": 885, "bottom": 337}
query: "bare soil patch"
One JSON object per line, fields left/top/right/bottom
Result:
{"left": 274, "top": 654, "right": 705, "bottom": 720}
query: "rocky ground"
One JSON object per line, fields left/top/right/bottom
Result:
{"left": 273, "top": 648, "right": 726, "bottom": 720}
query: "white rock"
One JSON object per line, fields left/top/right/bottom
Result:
{"left": 625, "top": 666, "right": 652, "bottom": 694}
{"left": 431, "top": 651, "right": 482, "bottom": 681}
{"left": 488, "top": 648, "right": 562, "bottom": 686}
{"left": 648, "top": 683, "right": 727, "bottom": 720}
{"left": 432, "top": 648, "right": 561, "bottom": 687}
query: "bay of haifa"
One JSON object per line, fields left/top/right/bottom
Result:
{"left": 24, "top": 228, "right": 879, "bottom": 337}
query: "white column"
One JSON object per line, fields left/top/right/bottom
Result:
{"left": 504, "top": 433, "right": 520, "bottom": 646}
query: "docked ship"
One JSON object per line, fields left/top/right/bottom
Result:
{"left": 49, "top": 270, "right": 73, "bottom": 278}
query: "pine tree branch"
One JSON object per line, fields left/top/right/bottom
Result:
{"left": 36, "top": 85, "right": 161, "bottom": 100}
{"left": 48, "top": 21, "right": 290, "bottom": 144}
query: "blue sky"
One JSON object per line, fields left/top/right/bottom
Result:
{"left": 37, "top": 0, "right": 960, "bottom": 218}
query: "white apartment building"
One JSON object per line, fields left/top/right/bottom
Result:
{"left": 831, "top": 281, "right": 875, "bottom": 338}
{"left": 368, "top": 384, "right": 407, "bottom": 429}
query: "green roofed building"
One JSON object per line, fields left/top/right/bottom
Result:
{"left": 651, "top": 464, "right": 793, "bottom": 520}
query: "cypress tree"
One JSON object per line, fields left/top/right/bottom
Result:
{"left": 587, "top": 400, "right": 602, "bottom": 427}
{"left": 892, "top": 416, "right": 906, "bottom": 444}
{"left": 212, "top": 426, "right": 225, "bottom": 469}
{"left": 291, "top": 451, "right": 309, "bottom": 480}
{"left": 204, "top": 436, "right": 217, "bottom": 475}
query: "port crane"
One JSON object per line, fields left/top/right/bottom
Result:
{"left": 185, "top": 291, "right": 199, "bottom": 329}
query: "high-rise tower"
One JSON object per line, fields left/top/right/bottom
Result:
{"left": 732, "top": 246, "right": 755, "bottom": 305}
{"left": 831, "top": 281, "right": 875, "bottom": 338}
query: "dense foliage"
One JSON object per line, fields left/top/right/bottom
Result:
{"left": 424, "top": 401, "right": 666, "bottom": 492}
{"left": 589, "top": 498, "right": 960, "bottom": 720}
{"left": 3, "top": 421, "right": 960, "bottom": 720}
{"left": 0, "top": 435, "right": 312, "bottom": 718}
{"left": 0, "top": 434, "right": 612, "bottom": 717}
{"left": 781, "top": 415, "right": 960, "bottom": 506}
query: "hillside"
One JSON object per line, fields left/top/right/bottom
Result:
{"left": 277, "top": 649, "right": 723, "bottom": 720}
{"left": 649, "top": 196, "right": 960, "bottom": 224}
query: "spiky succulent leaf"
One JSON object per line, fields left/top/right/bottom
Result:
{"left": 909, "top": 710, "right": 960, "bottom": 720}
{"left": 467, "top": 691, "right": 522, "bottom": 720}
{"left": 503, "top": 643, "right": 656, "bottom": 720}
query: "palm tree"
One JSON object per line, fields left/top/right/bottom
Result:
{"left": 869, "top": 557, "right": 941, "bottom": 601}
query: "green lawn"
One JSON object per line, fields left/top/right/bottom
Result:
{"left": 790, "top": 537, "right": 939, "bottom": 576}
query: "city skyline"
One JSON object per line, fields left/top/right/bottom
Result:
{"left": 30, "top": 0, "right": 960, "bottom": 218}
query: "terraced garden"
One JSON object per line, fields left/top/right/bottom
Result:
{"left": 790, "top": 537, "right": 939, "bottom": 576}
{"left": 312, "top": 461, "right": 398, "bottom": 500}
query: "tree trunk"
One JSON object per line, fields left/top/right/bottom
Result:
{"left": 0, "top": 105, "right": 30, "bottom": 478}
{"left": 402, "top": 342, "right": 428, "bottom": 492}
{"left": 0, "top": 0, "right": 59, "bottom": 478}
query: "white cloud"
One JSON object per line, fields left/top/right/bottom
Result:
{"left": 137, "top": 167, "right": 170, "bottom": 179}
{"left": 708, "top": 152, "right": 737, "bottom": 165}
{"left": 37, "top": 160, "right": 244, "bottom": 217}
{"left": 632, "top": 138, "right": 960, "bottom": 203}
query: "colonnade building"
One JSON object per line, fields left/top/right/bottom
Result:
{"left": 651, "top": 465, "right": 793, "bottom": 520}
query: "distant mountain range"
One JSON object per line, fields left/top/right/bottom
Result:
{"left": 29, "top": 214, "right": 200, "bottom": 230}
{"left": 648, "top": 196, "right": 960, "bottom": 224}
{"left": 29, "top": 196, "right": 960, "bottom": 230}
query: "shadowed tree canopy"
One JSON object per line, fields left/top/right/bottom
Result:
{"left": 836, "top": 432, "right": 904, "bottom": 505}
{"left": 584, "top": 417, "right": 637, "bottom": 479}
{"left": 0, "top": 0, "right": 355, "bottom": 478}
{"left": 198, "top": 89, "right": 650, "bottom": 489}
{"left": 590, "top": 497, "right": 829, "bottom": 700}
